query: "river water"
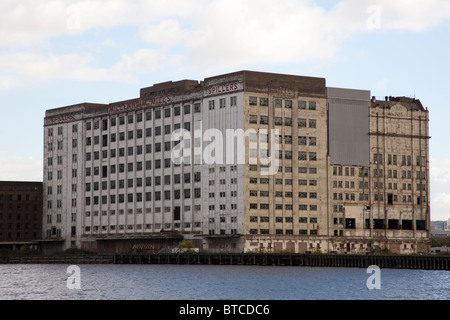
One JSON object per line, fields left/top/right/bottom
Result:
{"left": 0, "top": 264, "right": 448, "bottom": 300}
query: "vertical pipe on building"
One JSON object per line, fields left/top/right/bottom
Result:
{"left": 410, "top": 110, "right": 416, "bottom": 238}
{"left": 326, "top": 102, "right": 331, "bottom": 253}
{"left": 382, "top": 105, "right": 387, "bottom": 239}
{"left": 418, "top": 115, "right": 423, "bottom": 238}
{"left": 424, "top": 109, "right": 431, "bottom": 242}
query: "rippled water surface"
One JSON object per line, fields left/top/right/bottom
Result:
{"left": 0, "top": 264, "right": 448, "bottom": 300}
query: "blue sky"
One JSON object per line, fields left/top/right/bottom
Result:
{"left": 1, "top": 0, "right": 450, "bottom": 221}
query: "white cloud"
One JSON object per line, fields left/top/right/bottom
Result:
{"left": 377, "top": 0, "right": 450, "bottom": 32}
{"left": 136, "top": 0, "right": 450, "bottom": 69}
{"left": 0, "top": 155, "right": 42, "bottom": 182}
{"left": 430, "top": 157, "right": 450, "bottom": 184}
{"left": 374, "top": 78, "right": 391, "bottom": 90}
{"left": 0, "top": 51, "right": 131, "bottom": 90}
{"left": 1, "top": 0, "right": 450, "bottom": 89}
{"left": 430, "top": 157, "right": 450, "bottom": 221}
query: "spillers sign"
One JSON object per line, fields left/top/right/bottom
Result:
{"left": 108, "top": 95, "right": 172, "bottom": 114}
{"left": 206, "top": 82, "right": 239, "bottom": 96}
{"left": 51, "top": 114, "right": 75, "bottom": 124}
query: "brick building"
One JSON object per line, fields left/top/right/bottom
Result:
{"left": 0, "top": 181, "right": 42, "bottom": 250}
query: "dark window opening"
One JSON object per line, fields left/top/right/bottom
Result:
{"left": 402, "top": 219, "right": 413, "bottom": 230}
{"left": 388, "top": 219, "right": 399, "bottom": 230}
{"left": 373, "top": 219, "right": 384, "bottom": 229}
{"left": 416, "top": 220, "right": 427, "bottom": 230}
{"left": 173, "top": 206, "right": 181, "bottom": 221}
{"left": 345, "top": 218, "right": 355, "bottom": 229}
{"left": 387, "top": 193, "right": 393, "bottom": 205}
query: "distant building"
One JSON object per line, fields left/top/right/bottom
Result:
{"left": 0, "top": 181, "right": 42, "bottom": 250}
{"left": 431, "top": 230, "right": 450, "bottom": 238}
{"left": 42, "top": 70, "right": 431, "bottom": 254}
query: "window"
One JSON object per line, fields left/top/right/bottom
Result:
{"left": 285, "top": 100, "right": 292, "bottom": 109}
{"left": 249, "top": 97, "right": 257, "bottom": 106}
{"left": 374, "top": 153, "right": 383, "bottom": 164}
{"left": 309, "top": 101, "right": 316, "bottom": 110}
{"left": 260, "top": 116, "right": 268, "bottom": 125}
{"left": 260, "top": 98, "right": 268, "bottom": 106}
{"left": 298, "top": 152, "right": 307, "bottom": 161}
{"left": 298, "top": 101, "right": 306, "bottom": 110}
{"left": 298, "top": 136, "right": 307, "bottom": 145}
{"left": 345, "top": 218, "right": 355, "bottom": 229}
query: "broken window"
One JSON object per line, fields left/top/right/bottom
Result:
{"left": 402, "top": 220, "right": 413, "bottom": 230}
{"left": 249, "top": 97, "right": 258, "bottom": 106}
{"left": 387, "top": 193, "right": 393, "bottom": 205}
{"left": 173, "top": 207, "right": 181, "bottom": 221}
{"left": 345, "top": 218, "right": 355, "bottom": 229}
{"left": 416, "top": 220, "right": 427, "bottom": 230}
{"left": 373, "top": 219, "right": 384, "bottom": 229}
{"left": 388, "top": 219, "right": 399, "bottom": 230}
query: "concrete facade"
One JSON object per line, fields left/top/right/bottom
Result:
{"left": 42, "top": 71, "right": 431, "bottom": 254}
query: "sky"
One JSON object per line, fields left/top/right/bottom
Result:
{"left": 0, "top": 0, "right": 450, "bottom": 221}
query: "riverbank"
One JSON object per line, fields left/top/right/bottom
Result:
{"left": 0, "top": 253, "right": 448, "bottom": 270}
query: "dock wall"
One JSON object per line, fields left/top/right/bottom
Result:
{"left": 1, "top": 254, "right": 447, "bottom": 270}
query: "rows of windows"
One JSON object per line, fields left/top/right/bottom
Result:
{"left": 0, "top": 231, "right": 39, "bottom": 240}
{"left": 331, "top": 218, "right": 427, "bottom": 231}
{"left": 247, "top": 132, "right": 317, "bottom": 146}
{"left": 85, "top": 221, "right": 203, "bottom": 233}
{"left": 85, "top": 105, "right": 200, "bottom": 132}
{"left": 249, "top": 229, "right": 318, "bottom": 235}
{"left": 249, "top": 188, "right": 318, "bottom": 198}
{"left": 249, "top": 216, "right": 318, "bottom": 223}
{"left": 248, "top": 97, "right": 317, "bottom": 110}
{"left": 249, "top": 166, "right": 317, "bottom": 174}
{"left": 373, "top": 153, "right": 427, "bottom": 167}
{"left": 248, "top": 177, "right": 318, "bottom": 185}
{"left": 86, "top": 205, "right": 203, "bottom": 216}
{"left": 248, "top": 151, "right": 318, "bottom": 161}
{"left": 249, "top": 204, "right": 319, "bottom": 211}
{"left": 249, "top": 115, "right": 317, "bottom": 128}
{"left": 208, "top": 96, "right": 237, "bottom": 110}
